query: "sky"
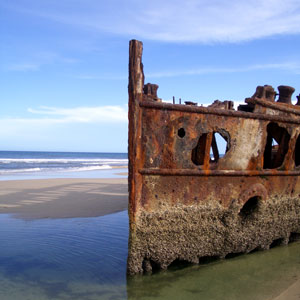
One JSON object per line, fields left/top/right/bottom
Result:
{"left": 1, "top": 0, "right": 300, "bottom": 152}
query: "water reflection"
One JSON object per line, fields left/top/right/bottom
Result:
{"left": 0, "top": 212, "right": 128, "bottom": 300}
{"left": 127, "top": 242, "right": 300, "bottom": 300}
{"left": 0, "top": 211, "right": 299, "bottom": 299}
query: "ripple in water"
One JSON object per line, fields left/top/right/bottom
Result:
{"left": 0, "top": 211, "right": 300, "bottom": 300}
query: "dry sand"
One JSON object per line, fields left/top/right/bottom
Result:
{"left": 0, "top": 178, "right": 128, "bottom": 220}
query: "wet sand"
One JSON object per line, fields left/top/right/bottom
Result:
{"left": 272, "top": 279, "right": 300, "bottom": 300}
{"left": 0, "top": 178, "right": 128, "bottom": 220}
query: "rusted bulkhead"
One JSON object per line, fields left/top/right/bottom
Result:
{"left": 127, "top": 39, "right": 300, "bottom": 275}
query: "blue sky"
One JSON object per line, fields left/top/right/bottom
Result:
{"left": 1, "top": 0, "right": 300, "bottom": 152}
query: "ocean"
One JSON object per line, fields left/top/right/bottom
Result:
{"left": 0, "top": 151, "right": 128, "bottom": 180}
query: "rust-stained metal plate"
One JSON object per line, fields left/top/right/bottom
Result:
{"left": 127, "top": 39, "right": 300, "bottom": 275}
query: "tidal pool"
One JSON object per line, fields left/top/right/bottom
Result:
{"left": 0, "top": 211, "right": 299, "bottom": 299}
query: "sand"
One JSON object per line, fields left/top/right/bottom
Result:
{"left": 272, "top": 279, "right": 300, "bottom": 300}
{"left": 0, "top": 178, "right": 128, "bottom": 220}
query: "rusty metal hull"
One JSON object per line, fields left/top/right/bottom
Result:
{"left": 127, "top": 40, "right": 300, "bottom": 275}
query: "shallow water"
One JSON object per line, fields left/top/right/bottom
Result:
{"left": 0, "top": 211, "right": 299, "bottom": 300}
{"left": 0, "top": 212, "right": 128, "bottom": 300}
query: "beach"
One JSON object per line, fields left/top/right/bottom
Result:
{"left": 0, "top": 176, "right": 300, "bottom": 299}
{"left": 0, "top": 178, "right": 128, "bottom": 220}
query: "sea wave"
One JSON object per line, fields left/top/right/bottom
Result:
{"left": 0, "top": 168, "right": 43, "bottom": 173}
{"left": 0, "top": 165, "right": 115, "bottom": 174}
{"left": 0, "top": 158, "right": 128, "bottom": 164}
{"left": 63, "top": 165, "right": 113, "bottom": 172}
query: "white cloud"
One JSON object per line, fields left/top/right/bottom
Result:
{"left": 6, "top": 52, "right": 78, "bottom": 72}
{"left": 0, "top": 105, "right": 127, "bottom": 135}
{"left": 26, "top": 105, "right": 128, "bottom": 123}
{"left": 0, "top": 104, "right": 128, "bottom": 147}
{"left": 7, "top": 63, "right": 40, "bottom": 71}
{"left": 3, "top": 0, "right": 300, "bottom": 43}
{"left": 75, "top": 62, "right": 300, "bottom": 81}
{"left": 0, "top": 105, "right": 128, "bottom": 151}
{"left": 147, "top": 61, "right": 300, "bottom": 78}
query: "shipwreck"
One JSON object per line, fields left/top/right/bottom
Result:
{"left": 127, "top": 39, "right": 300, "bottom": 275}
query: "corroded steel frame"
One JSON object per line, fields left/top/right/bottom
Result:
{"left": 127, "top": 40, "right": 300, "bottom": 275}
